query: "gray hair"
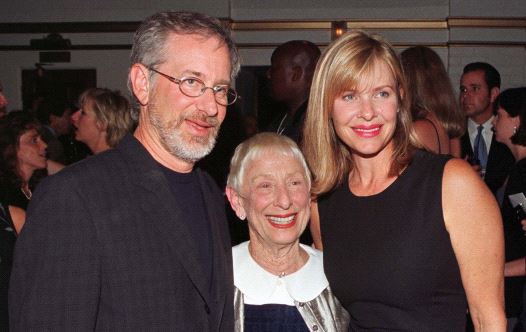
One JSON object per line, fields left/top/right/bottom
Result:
{"left": 227, "top": 132, "right": 312, "bottom": 192}
{"left": 127, "top": 11, "right": 240, "bottom": 117}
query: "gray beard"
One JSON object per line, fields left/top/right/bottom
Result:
{"left": 147, "top": 105, "right": 219, "bottom": 163}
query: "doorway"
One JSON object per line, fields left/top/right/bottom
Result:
{"left": 21, "top": 66, "right": 96, "bottom": 112}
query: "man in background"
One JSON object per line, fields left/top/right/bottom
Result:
{"left": 266, "top": 40, "right": 320, "bottom": 144}
{"left": 459, "top": 62, "right": 514, "bottom": 198}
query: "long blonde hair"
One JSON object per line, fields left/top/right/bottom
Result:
{"left": 302, "top": 30, "right": 418, "bottom": 195}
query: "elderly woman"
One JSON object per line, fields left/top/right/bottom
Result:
{"left": 71, "top": 87, "right": 135, "bottom": 154}
{"left": 225, "top": 132, "right": 349, "bottom": 331}
{"left": 303, "top": 30, "right": 505, "bottom": 330}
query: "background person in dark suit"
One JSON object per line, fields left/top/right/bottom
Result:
{"left": 265, "top": 40, "right": 320, "bottom": 144}
{"left": 459, "top": 62, "right": 514, "bottom": 198}
{"left": 9, "top": 11, "right": 240, "bottom": 331}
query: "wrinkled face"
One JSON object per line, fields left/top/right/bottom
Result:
{"left": 71, "top": 100, "right": 104, "bottom": 147}
{"left": 146, "top": 33, "right": 231, "bottom": 163}
{"left": 331, "top": 61, "right": 399, "bottom": 158}
{"left": 17, "top": 128, "right": 47, "bottom": 173}
{"left": 492, "top": 107, "right": 519, "bottom": 147}
{"left": 459, "top": 70, "right": 494, "bottom": 120}
{"left": 233, "top": 151, "right": 311, "bottom": 249}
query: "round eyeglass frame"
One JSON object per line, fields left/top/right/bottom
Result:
{"left": 148, "top": 67, "right": 238, "bottom": 106}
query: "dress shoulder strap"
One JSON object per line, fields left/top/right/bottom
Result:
{"left": 421, "top": 117, "right": 442, "bottom": 154}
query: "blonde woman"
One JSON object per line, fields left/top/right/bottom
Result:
{"left": 71, "top": 88, "right": 135, "bottom": 154}
{"left": 303, "top": 31, "right": 505, "bottom": 331}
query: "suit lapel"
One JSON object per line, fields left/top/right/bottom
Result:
{"left": 461, "top": 133, "right": 473, "bottom": 158}
{"left": 118, "top": 135, "right": 211, "bottom": 306}
{"left": 197, "top": 171, "right": 231, "bottom": 328}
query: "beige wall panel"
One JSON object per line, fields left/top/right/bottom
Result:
{"left": 450, "top": 0, "right": 526, "bottom": 17}
{"left": 231, "top": 0, "right": 449, "bottom": 20}
{"left": 1, "top": 0, "right": 231, "bottom": 22}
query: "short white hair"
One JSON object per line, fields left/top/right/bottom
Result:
{"left": 227, "top": 132, "right": 311, "bottom": 192}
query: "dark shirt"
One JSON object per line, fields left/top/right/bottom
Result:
{"left": 2, "top": 180, "right": 29, "bottom": 211}
{"left": 159, "top": 165, "right": 213, "bottom": 294}
{"left": 266, "top": 101, "right": 308, "bottom": 145}
{"left": 0, "top": 199, "right": 16, "bottom": 331}
{"left": 502, "top": 158, "right": 526, "bottom": 317}
{"left": 244, "top": 304, "right": 309, "bottom": 332}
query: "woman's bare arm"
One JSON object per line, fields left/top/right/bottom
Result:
{"left": 442, "top": 158, "right": 506, "bottom": 331}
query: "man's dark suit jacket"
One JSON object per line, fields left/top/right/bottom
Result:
{"left": 461, "top": 132, "right": 514, "bottom": 195}
{"left": 9, "top": 134, "right": 234, "bottom": 331}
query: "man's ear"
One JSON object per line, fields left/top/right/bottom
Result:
{"left": 490, "top": 86, "right": 500, "bottom": 103}
{"left": 225, "top": 186, "right": 247, "bottom": 220}
{"left": 129, "top": 64, "right": 150, "bottom": 106}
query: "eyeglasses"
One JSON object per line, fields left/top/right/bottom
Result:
{"left": 148, "top": 67, "right": 238, "bottom": 106}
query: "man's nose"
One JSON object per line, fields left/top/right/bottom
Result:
{"left": 196, "top": 89, "right": 220, "bottom": 117}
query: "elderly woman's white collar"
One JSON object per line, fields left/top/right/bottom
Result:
{"left": 232, "top": 241, "right": 329, "bottom": 304}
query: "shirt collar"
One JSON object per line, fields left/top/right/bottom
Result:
{"left": 468, "top": 116, "right": 494, "bottom": 138}
{"left": 233, "top": 241, "right": 328, "bottom": 303}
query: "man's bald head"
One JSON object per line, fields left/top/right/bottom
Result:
{"left": 272, "top": 40, "right": 321, "bottom": 76}
{"left": 268, "top": 40, "right": 321, "bottom": 108}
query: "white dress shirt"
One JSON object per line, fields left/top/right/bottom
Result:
{"left": 467, "top": 116, "right": 494, "bottom": 155}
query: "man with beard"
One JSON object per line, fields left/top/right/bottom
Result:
{"left": 460, "top": 62, "right": 514, "bottom": 198}
{"left": 9, "top": 11, "right": 239, "bottom": 331}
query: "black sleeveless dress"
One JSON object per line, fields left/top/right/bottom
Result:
{"left": 318, "top": 150, "right": 467, "bottom": 331}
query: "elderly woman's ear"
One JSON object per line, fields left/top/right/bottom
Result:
{"left": 225, "top": 186, "right": 247, "bottom": 221}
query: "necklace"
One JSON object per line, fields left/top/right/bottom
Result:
{"left": 21, "top": 186, "right": 32, "bottom": 200}
{"left": 276, "top": 113, "right": 288, "bottom": 135}
{"left": 248, "top": 242, "right": 290, "bottom": 277}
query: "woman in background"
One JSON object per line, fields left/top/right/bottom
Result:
{"left": 492, "top": 87, "right": 526, "bottom": 331}
{"left": 400, "top": 46, "right": 465, "bottom": 157}
{"left": 0, "top": 111, "right": 62, "bottom": 222}
{"left": 71, "top": 88, "right": 135, "bottom": 154}
{"left": 303, "top": 30, "right": 505, "bottom": 330}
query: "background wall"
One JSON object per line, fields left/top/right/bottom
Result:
{"left": 0, "top": 0, "right": 524, "bottom": 111}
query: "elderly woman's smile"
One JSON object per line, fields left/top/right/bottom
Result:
{"left": 266, "top": 213, "right": 297, "bottom": 228}
{"left": 239, "top": 152, "right": 310, "bottom": 246}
